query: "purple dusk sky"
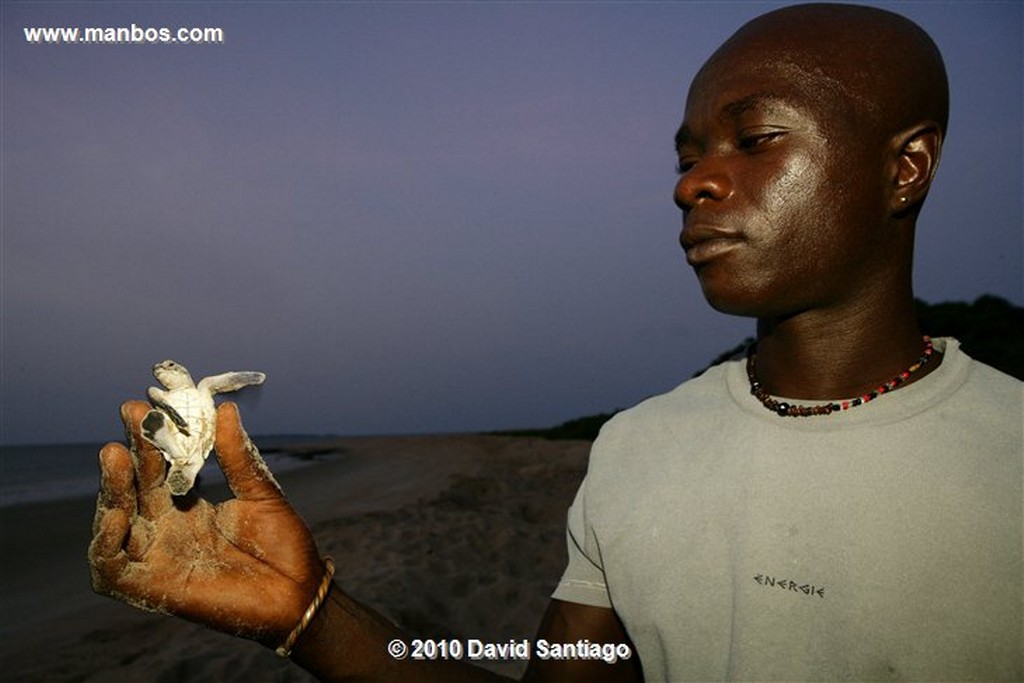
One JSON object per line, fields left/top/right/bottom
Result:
{"left": 2, "top": 1, "right": 1021, "bottom": 445}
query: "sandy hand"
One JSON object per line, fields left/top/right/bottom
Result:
{"left": 89, "top": 400, "right": 326, "bottom": 646}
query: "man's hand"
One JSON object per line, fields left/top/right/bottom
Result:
{"left": 89, "top": 400, "right": 325, "bottom": 647}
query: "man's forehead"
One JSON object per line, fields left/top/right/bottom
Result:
{"left": 680, "top": 51, "right": 872, "bottom": 137}
{"left": 691, "top": 49, "right": 861, "bottom": 108}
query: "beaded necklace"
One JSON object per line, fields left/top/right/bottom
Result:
{"left": 746, "top": 336, "right": 935, "bottom": 417}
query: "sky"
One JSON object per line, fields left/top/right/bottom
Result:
{"left": 2, "top": 1, "right": 1021, "bottom": 446}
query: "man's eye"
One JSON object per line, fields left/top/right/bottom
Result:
{"left": 738, "top": 131, "right": 784, "bottom": 150}
{"left": 676, "top": 159, "right": 697, "bottom": 174}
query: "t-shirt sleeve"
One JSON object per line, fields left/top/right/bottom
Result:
{"left": 551, "top": 477, "right": 612, "bottom": 608}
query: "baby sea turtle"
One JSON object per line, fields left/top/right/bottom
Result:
{"left": 141, "top": 360, "right": 265, "bottom": 496}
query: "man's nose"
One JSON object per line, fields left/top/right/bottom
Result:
{"left": 674, "top": 160, "right": 731, "bottom": 211}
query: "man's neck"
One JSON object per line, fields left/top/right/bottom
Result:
{"left": 752, "top": 294, "right": 939, "bottom": 400}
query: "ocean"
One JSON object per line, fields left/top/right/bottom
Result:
{"left": 0, "top": 436, "right": 331, "bottom": 508}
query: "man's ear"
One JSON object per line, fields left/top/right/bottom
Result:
{"left": 890, "top": 122, "right": 943, "bottom": 214}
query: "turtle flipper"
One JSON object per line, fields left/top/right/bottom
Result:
{"left": 198, "top": 371, "right": 266, "bottom": 395}
{"left": 140, "top": 410, "right": 187, "bottom": 464}
{"left": 147, "top": 386, "right": 191, "bottom": 436}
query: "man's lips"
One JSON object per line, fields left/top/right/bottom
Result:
{"left": 680, "top": 225, "right": 744, "bottom": 265}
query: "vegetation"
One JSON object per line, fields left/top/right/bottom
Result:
{"left": 916, "top": 295, "right": 1023, "bottom": 380}
{"left": 490, "top": 412, "right": 621, "bottom": 442}
{"left": 493, "top": 296, "right": 1022, "bottom": 442}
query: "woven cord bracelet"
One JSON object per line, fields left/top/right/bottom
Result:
{"left": 276, "top": 557, "right": 336, "bottom": 658}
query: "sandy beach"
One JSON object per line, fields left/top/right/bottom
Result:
{"left": 0, "top": 434, "right": 590, "bottom": 681}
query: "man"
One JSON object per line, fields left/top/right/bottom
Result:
{"left": 90, "top": 4, "right": 1022, "bottom": 681}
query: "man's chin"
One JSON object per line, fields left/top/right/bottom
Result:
{"left": 705, "top": 297, "right": 761, "bottom": 318}
{"left": 696, "top": 276, "right": 763, "bottom": 318}
{"left": 697, "top": 279, "right": 791, "bottom": 320}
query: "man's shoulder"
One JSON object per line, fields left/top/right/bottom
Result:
{"left": 956, "top": 352, "right": 1023, "bottom": 421}
{"left": 598, "top": 360, "right": 738, "bottom": 439}
{"left": 582, "top": 361, "right": 740, "bottom": 489}
{"left": 963, "top": 354, "right": 1022, "bottom": 391}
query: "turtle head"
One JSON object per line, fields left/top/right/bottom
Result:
{"left": 153, "top": 360, "right": 194, "bottom": 390}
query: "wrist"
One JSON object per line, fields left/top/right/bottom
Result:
{"left": 290, "top": 582, "right": 404, "bottom": 681}
{"left": 275, "top": 557, "right": 336, "bottom": 657}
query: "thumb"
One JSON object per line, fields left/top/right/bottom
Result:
{"left": 214, "top": 402, "right": 283, "bottom": 501}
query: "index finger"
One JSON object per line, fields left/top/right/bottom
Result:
{"left": 214, "top": 402, "right": 284, "bottom": 501}
{"left": 121, "top": 400, "right": 172, "bottom": 519}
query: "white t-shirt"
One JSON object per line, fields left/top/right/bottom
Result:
{"left": 553, "top": 338, "right": 1023, "bottom": 681}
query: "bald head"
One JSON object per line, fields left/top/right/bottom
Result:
{"left": 695, "top": 3, "right": 948, "bottom": 146}
{"left": 673, "top": 4, "right": 951, "bottom": 318}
